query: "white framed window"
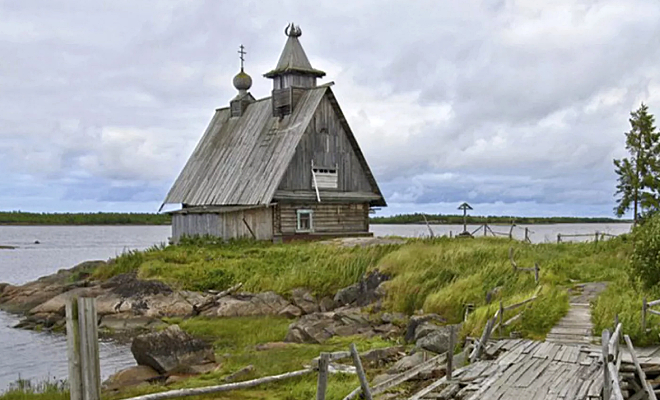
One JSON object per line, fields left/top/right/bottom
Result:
{"left": 312, "top": 168, "right": 338, "bottom": 189}
{"left": 296, "top": 209, "right": 313, "bottom": 232}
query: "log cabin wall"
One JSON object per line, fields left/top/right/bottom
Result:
{"left": 276, "top": 94, "right": 373, "bottom": 193}
{"left": 276, "top": 203, "right": 369, "bottom": 236}
{"left": 172, "top": 207, "right": 273, "bottom": 242}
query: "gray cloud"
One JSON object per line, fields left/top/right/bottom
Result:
{"left": 0, "top": 0, "right": 659, "bottom": 215}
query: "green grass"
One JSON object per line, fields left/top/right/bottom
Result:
{"left": 106, "top": 316, "right": 396, "bottom": 400}
{"left": 0, "top": 378, "right": 68, "bottom": 400}
{"left": 0, "top": 211, "right": 170, "bottom": 225}
{"left": 8, "top": 235, "right": 654, "bottom": 399}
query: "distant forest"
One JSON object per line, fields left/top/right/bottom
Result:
{"left": 370, "top": 213, "right": 630, "bottom": 225}
{"left": 0, "top": 211, "right": 171, "bottom": 225}
{"left": 0, "top": 211, "right": 630, "bottom": 226}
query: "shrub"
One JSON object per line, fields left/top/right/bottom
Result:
{"left": 631, "top": 214, "right": 660, "bottom": 288}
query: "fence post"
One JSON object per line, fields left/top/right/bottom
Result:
{"left": 643, "top": 297, "right": 647, "bottom": 333}
{"left": 498, "top": 301, "right": 504, "bottom": 338}
{"left": 78, "top": 297, "right": 101, "bottom": 400}
{"left": 316, "top": 352, "right": 329, "bottom": 400}
{"left": 534, "top": 263, "right": 539, "bottom": 284}
{"left": 524, "top": 228, "right": 529, "bottom": 243}
{"left": 602, "top": 329, "right": 611, "bottom": 400}
{"left": 446, "top": 326, "right": 455, "bottom": 381}
{"left": 349, "top": 343, "right": 373, "bottom": 400}
{"left": 66, "top": 298, "right": 83, "bottom": 400}
{"left": 557, "top": 234, "right": 561, "bottom": 243}
{"left": 595, "top": 231, "right": 599, "bottom": 244}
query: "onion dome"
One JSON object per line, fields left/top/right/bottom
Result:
{"left": 233, "top": 69, "right": 252, "bottom": 92}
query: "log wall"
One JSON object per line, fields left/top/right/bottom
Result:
{"left": 276, "top": 203, "right": 369, "bottom": 235}
{"left": 172, "top": 207, "right": 273, "bottom": 242}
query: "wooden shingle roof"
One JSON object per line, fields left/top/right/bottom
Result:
{"left": 162, "top": 85, "right": 385, "bottom": 208}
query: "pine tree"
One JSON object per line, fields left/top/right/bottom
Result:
{"left": 614, "top": 103, "right": 660, "bottom": 224}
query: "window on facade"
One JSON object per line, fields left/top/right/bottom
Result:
{"left": 312, "top": 168, "right": 338, "bottom": 189}
{"left": 296, "top": 210, "right": 313, "bottom": 232}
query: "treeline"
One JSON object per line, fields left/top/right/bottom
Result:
{"left": 370, "top": 213, "right": 629, "bottom": 225}
{"left": 0, "top": 211, "right": 171, "bottom": 225}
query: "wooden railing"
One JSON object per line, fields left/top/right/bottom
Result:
{"left": 509, "top": 247, "right": 540, "bottom": 284}
{"left": 641, "top": 296, "right": 660, "bottom": 333}
{"left": 469, "top": 288, "right": 541, "bottom": 363}
{"left": 556, "top": 231, "right": 618, "bottom": 243}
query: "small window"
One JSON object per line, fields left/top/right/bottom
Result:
{"left": 297, "top": 210, "right": 313, "bottom": 232}
{"left": 312, "top": 168, "right": 338, "bottom": 189}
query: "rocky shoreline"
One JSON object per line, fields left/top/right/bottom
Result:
{"left": 0, "top": 260, "right": 461, "bottom": 392}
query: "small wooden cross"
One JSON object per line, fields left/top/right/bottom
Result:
{"left": 238, "top": 45, "right": 246, "bottom": 69}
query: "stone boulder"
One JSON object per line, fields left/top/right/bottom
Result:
{"left": 131, "top": 325, "right": 215, "bottom": 374}
{"left": 213, "top": 291, "right": 292, "bottom": 317}
{"left": 333, "top": 270, "right": 389, "bottom": 307}
{"left": 405, "top": 314, "right": 445, "bottom": 343}
{"left": 387, "top": 351, "right": 427, "bottom": 374}
{"left": 285, "top": 307, "right": 401, "bottom": 344}
{"left": 291, "top": 288, "right": 319, "bottom": 314}
{"left": 103, "top": 365, "right": 161, "bottom": 390}
{"left": 414, "top": 323, "right": 460, "bottom": 355}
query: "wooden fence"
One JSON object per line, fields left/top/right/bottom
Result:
{"left": 469, "top": 288, "right": 541, "bottom": 363}
{"left": 509, "top": 247, "right": 540, "bottom": 284}
{"left": 641, "top": 297, "right": 660, "bottom": 333}
{"left": 556, "top": 231, "right": 618, "bottom": 244}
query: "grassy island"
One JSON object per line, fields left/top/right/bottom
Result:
{"left": 5, "top": 222, "right": 660, "bottom": 399}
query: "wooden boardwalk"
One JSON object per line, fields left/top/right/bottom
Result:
{"left": 546, "top": 302, "right": 594, "bottom": 345}
{"left": 415, "top": 339, "right": 604, "bottom": 399}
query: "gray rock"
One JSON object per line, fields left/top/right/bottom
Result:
{"left": 413, "top": 322, "right": 442, "bottom": 342}
{"left": 285, "top": 308, "right": 376, "bottom": 344}
{"left": 319, "top": 296, "right": 336, "bottom": 312}
{"left": 215, "top": 291, "right": 291, "bottom": 317}
{"left": 405, "top": 314, "right": 445, "bottom": 343}
{"left": 291, "top": 288, "right": 319, "bottom": 314}
{"left": 333, "top": 270, "right": 390, "bottom": 307}
{"left": 103, "top": 365, "right": 160, "bottom": 390}
{"left": 380, "top": 312, "right": 407, "bottom": 325}
{"left": 416, "top": 326, "right": 455, "bottom": 354}
{"left": 387, "top": 351, "right": 427, "bottom": 374}
{"left": 131, "top": 325, "right": 215, "bottom": 374}
{"left": 278, "top": 304, "right": 303, "bottom": 318}
{"left": 224, "top": 365, "right": 255, "bottom": 382}
{"left": 360, "top": 346, "right": 404, "bottom": 365}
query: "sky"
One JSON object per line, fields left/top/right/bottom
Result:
{"left": 1, "top": 0, "right": 659, "bottom": 217}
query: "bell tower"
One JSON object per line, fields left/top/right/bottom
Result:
{"left": 264, "top": 23, "right": 325, "bottom": 117}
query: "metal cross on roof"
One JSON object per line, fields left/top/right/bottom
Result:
{"left": 238, "top": 44, "right": 246, "bottom": 70}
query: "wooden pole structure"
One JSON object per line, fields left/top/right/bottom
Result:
{"left": 78, "top": 297, "right": 101, "bottom": 400}
{"left": 524, "top": 227, "right": 529, "bottom": 243}
{"left": 349, "top": 343, "right": 373, "bottom": 400}
{"left": 534, "top": 263, "right": 539, "bottom": 284}
{"left": 595, "top": 231, "right": 599, "bottom": 244}
{"left": 643, "top": 297, "right": 647, "bottom": 334}
{"left": 316, "top": 352, "right": 329, "bottom": 400}
{"left": 462, "top": 209, "right": 467, "bottom": 233}
{"left": 484, "top": 224, "right": 487, "bottom": 237}
{"left": 602, "top": 329, "right": 611, "bottom": 400}
{"left": 624, "top": 335, "right": 658, "bottom": 400}
{"left": 498, "top": 301, "right": 504, "bottom": 338}
{"left": 446, "top": 326, "right": 455, "bottom": 381}
{"left": 557, "top": 234, "right": 561, "bottom": 243}
{"left": 66, "top": 298, "right": 83, "bottom": 400}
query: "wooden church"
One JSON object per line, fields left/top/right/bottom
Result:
{"left": 162, "top": 23, "right": 386, "bottom": 242}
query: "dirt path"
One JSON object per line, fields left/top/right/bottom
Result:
{"left": 545, "top": 282, "right": 607, "bottom": 345}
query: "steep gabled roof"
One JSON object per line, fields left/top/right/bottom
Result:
{"left": 162, "top": 85, "right": 386, "bottom": 208}
{"left": 163, "top": 87, "right": 326, "bottom": 207}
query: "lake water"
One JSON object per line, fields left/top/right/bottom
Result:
{"left": 0, "top": 222, "right": 631, "bottom": 391}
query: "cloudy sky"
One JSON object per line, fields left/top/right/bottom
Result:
{"left": 1, "top": 0, "right": 659, "bottom": 217}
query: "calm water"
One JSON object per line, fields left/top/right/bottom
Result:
{"left": 0, "top": 222, "right": 631, "bottom": 391}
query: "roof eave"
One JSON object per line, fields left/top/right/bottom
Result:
{"left": 263, "top": 67, "right": 326, "bottom": 78}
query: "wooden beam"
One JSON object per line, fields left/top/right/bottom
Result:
{"left": 349, "top": 343, "right": 372, "bottom": 400}
{"left": 316, "top": 352, "right": 329, "bottom": 400}
{"left": 624, "top": 335, "right": 658, "bottom": 400}
{"left": 78, "top": 297, "right": 101, "bottom": 400}
{"left": 603, "top": 329, "right": 611, "bottom": 400}
{"left": 65, "top": 298, "right": 83, "bottom": 400}
{"left": 121, "top": 369, "right": 313, "bottom": 400}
